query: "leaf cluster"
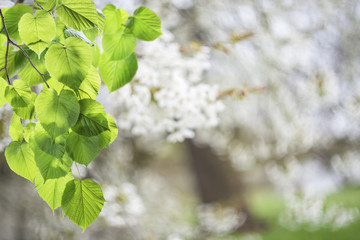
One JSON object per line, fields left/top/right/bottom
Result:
{"left": 0, "top": 0, "right": 161, "bottom": 231}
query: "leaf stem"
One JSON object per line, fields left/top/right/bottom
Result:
{"left": 0, "top": 9, "right": 50, "bottom": 88}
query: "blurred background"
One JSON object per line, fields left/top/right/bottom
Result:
{"left": 1, "top": 0, "right": 360, "bottom": 239}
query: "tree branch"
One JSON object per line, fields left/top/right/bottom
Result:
{"left": 33, "top": 0, "right": 47, "bottom": 12}
{"left": 0, "top": 10, "right": 11, "bottom": 84}
{"left": 0, "top": 9, "right": 50, "bottom": 88}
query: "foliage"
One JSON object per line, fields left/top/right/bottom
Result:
{"left": 0, "top": 0, "right": 161, "bottom": 231}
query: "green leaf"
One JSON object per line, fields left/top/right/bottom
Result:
{"left": 107, "top": 114, "right": 118, "bottom": 144}
{"left": 35, "top": 88, "right": 79, "bottom": 138}
{"left": 66, "top": 132, "right": 101, "bottom": 166}
{"left": 45, "top": 37, "right": 91, "bottom": 90}
{"left": 56, "top": 0, "right": 99, "bottom": 31}
{"left": 55, "top": 18, "right": 66, "bottom": 42}
{"left": 101, "top": 6, "right": 134, "bottom": 59}
{"left": 0, "top": 35, "right": 7, "bottom": 47}
{"left": 9, "top": 113, "right": 24, "bottom": 142}
{"left": 90, "top": 44, "right": 100, "bottom": 68}
{"left": 64, "top": 28, "right": 95, "bottom": 46}
{"left": 126, "top": 7, "right": 162, "bottom": 41}
{"left": 102, "top": 30, "right": 136, "bottom": 60}
{"left": 96, "top": 10, "right": 106, "bottom": 31}
{"left": 13, "top": 92, "right": 36, "bottom": 120}
{"left": 98, "top": 114, "right": 117, "bottom": 148}
{"left": 0, "top": 78, "right": 8, "bottom": 108}
{"left": 34, "top": 0, "right": 57, "bottom": 11}
{"left": 72, "top": 99, "right": 109, "bottom": 137}
{"left": 44, "top": 78, "right": 65, "bottom": 93}
{"left": 18, "top": 10, "right": 56, "bottom": 57}
{"left": 82, "top": 28, "right": 97, "bottom": 42}
{"left": 5, "top": 141, "right": 38, "bottom": 182}
{"left": 33, "top": 143, "right": 73, "bottom": 181}
{"left": 4, "top": 4, "right": 33, "bottom": 41}
{"left": 102, "top": 5, "right": 124, "bottom": 34}
{"left": 62, "top": 179, "right": 105, "bottom": 231}
{"left": 33, "top": 123, "right": 67, "bottom": 159}
{"left": 99, "top": 53, "right": 138, "bottom": 92}
{"left": 18, "top": 52, "right": 48, "bottom": 87}
{"left": 78, "top": 66, "right": 100, "bottom": 100}
{"left": 35, "top": 171, "right": 73, "bottom": 211}
{"left": 5, "top": 79, "right": 32, "bottom": 108}
{"left": 24, "top": 122, "right": 35, "bottom": 142}
{"left": 0, "top": 48, "right": 28, "bottom": 80}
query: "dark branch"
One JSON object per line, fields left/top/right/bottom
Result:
{"left": 33, "top": 0, "right": 47, "bottom": 12}
{"left": 0, "top": 9, "right": 50, "bottom": 88}
{"left": 0, "top": 10, "right": 11, "bottom": 84}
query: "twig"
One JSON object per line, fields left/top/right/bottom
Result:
{"left": 0, "top": 9, "right": 50, "bottom": 88}
{"left": 217, "top": 87, "right": 265, "bottom": 99}
{"left": 33, "top": 0, "right": 47, "bottom": 12}
{"left": 4, "top": 42, "right": 10, "bottom": 84}
{"left": 12, "top": 41, "right": 50, "bottom": 88}
{"left": 0, "top": 10, "right": 11, "bottom": 84}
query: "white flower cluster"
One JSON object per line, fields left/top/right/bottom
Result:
{"left": 197, "top": 203, "right": 246, "bottom": 235}
{"left": 280, "top": 195, "right": 359, "bottom": 231}
{"left": 332, "top": 153, "right": 360, "bottom": 184}
{"left": 100, "top": 183, "right": 145, "bottom": 227}
{"left": 108, "top": 31, "right": 224, "bottom": 142}
{"left": 267, "top": 158, "right": 360, "bottom": 231}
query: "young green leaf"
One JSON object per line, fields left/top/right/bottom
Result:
{"left": 33, "top": 123, "right": 67, "bottom": 159}
{"left": 44, "top": 78, "right": 65, "bottom": 93}
{"left": 0, "top": 48, "right": 27, "bottom": 80}
{"left": 18, "top": 53, "right": 48, "bottom": 87}
{"left": 5, "top": 141, "right": 38, "bottom": 182}
{"left": 98, "top": 114, "right": 118, "bottom": 148}
{"left": 102, "top": 30, "right": 136, "bottom": 60}
{"left": 33, "top": 0, "right": 57, "bottom": 11}
{"left": 99, "top": 53, "right": 138, "bottom": 92}
{"left": 35, "top": 171, "right": 74, "bottom": 211}
{"left": 96, "top": 10, "right": 106, "bottom": 31}
{"left": 24, "top": 122, "right": 36, "bottom": 143}
{"left": 66, "top": 132, "right": 101, "bottom": 166}
{"left": 4, "top": 4, "right": 33, "bottom": 41}
{"left": 62, "top": 179, "right": 105, "bottom": 231}
{"left": 33, "top": 144, "right": 73, "bottom": 181}
{"left": 0, "top": 78, "right": 8, "bottom": 108}
{"left": 9, "top": 113, "right": 24, "bottom": 142}
{"left": 64, "top": 28, "right": 95, "bottom": 46}
{"left": 45, "top": 37, "right": 91, "bottom": 90}
{"left": 13, "top": 92, "right": 36, "bottom": 120}
{"left": 107, "top": 114, "right": 118, "bottom": 144}
{"left": 35, "top": 88, "right": 80, "bottom": 138}
{"left": 5, "top": 79, "right": 32, "bottom": 108}
{"left": 18, "top": 10, "right": 56, "bottom": 57}
{"left": 102, "top": 5, "right": 125, "bottom": 34}
{"left": 90, "top": 44, "right": 100, "bottom": 68}
{"left": 72, "top": 99, "right": 109, "bottom": 137}
{"left": 126, "top": 6, "right": 162, "bottom": 41}
{"left": 56, "top": 0, "right": 98, "bottom": 31}
{"left": 78, "top": 66, "right": 101, "bottom": 99}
